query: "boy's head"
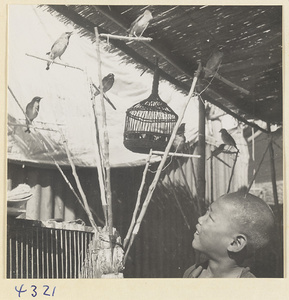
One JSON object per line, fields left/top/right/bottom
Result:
{"left": 192, "top": 191, "right": 275, "bottom": 260}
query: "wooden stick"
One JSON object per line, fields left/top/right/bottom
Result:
{"left": 8, "top": 86, "right": 32, "bottom": 126}
{"left": 86, "top": 73, "right": 108, "bottom": 225}
{"left": 152, "top": 151, "right": 200, "bottom": 158}
{"left": 214, "top": 155, "right": 231, "bottom": 168}
{"left": 267, "top": 123, "right": 280, "bottom": 219}
{"left": 203, "top": 67, "right": 250, "bottom": 95}
{"left": 25, "top": 53, "right": 84, "bottom": 71}
{"left": 123, "top": 149, "right": 153, "bottom": 249}
{"left": 99, "top": 33, "right": 152, "bottom": 42}
{"left": 63, "top": 138, "right": 98, "bottom": 231}
{"left": 123, "top": 63, "right": 202, "bottom": 263}
{"left": 196, "top": 94, "right": 206, "bottom": 212}
{"left": 210, "top": 152, "right": 214, "bottom": 203}
{"left": 95, "top": 27, "right": 114, "bottom": 262}
{"left": 227, "top": 151, "right": 239, "bottom": 193}
{"left": 8, "top": 122, "right": 60, "bottom": 133}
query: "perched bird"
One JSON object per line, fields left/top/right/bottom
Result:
{"left": 94, "top": 73, "right": 115, "bottom": 96}
{"left": 46, "top": 32, "right": 73, "bottom": 70}
{"left": 207, "top": 144, "right": 225, "bottom": 160}
{"left": 171, "top": 123, "right": 186, "bottom": 152}
{"left": 25, "top": 96, "right": 43, "bottom": 133}
{"left": 128, "top": 9, "right": 153, "bottom": 37}
{"left": 219, "top": 128, "right": 239, "bottom": 151}
{"left": 93, "top": 73, "right": 116, "bottom": 110}
{"left": 204, "top": 49, "right": 224, "bottom": 78}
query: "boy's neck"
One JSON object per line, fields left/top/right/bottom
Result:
{"left": 207, "top": 258, "right": 244, "bottom": 278}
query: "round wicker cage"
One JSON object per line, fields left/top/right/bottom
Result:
{"left": 123, "top": 66, "right": 178, "bottom": 154}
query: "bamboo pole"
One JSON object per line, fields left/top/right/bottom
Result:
{"left": 63, "top": 139, "right": 98, "bottom": 231}
{"left": 123, "top": 149, "right": 153, "bottom": 249}
{"left": 196, "top": 94, "right": 206, "bottom": 212}
{"left": 203, "top": 67, "right": 250, "bottom": 95}
{"left": 210, "top": 153, "right": 214, "bottom": 203}
{"left": 152, "top": 150, "right": 200, "bottom": 158}
{"left": 8, "top": 122, "right": 60, "bottom": 132}
{"left": 213, "top": 155, "right": 231, "bottom": 168}
{"left": 94, "top": 27, "right": 114, "bottom": 261}
{"left": 226, "top": 151, "right": 239, "bottom": 193}
{"left": 86, "top": 73, "right": 108, "bottom": 225}
{"left": 99, "top": 33, "right": 152, "bottom": 42}
{"left": 267, "top": 123, "right": 280, "bottom": 219}
{"left": 123, "top": 63, "right": 202, "bottom": 264}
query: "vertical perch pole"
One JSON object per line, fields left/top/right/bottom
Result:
{"left": 196, "top": 93, "right": 206, "bottom": 213}
{"left": 267, "top": 123, "right": 280, "bottom": 219}
{"left": 94, "top": 27, "right": 113, "bottom": 244}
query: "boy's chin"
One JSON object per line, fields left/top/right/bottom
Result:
{"left": 192, "top": 239, "right": 200, "bottom": 250}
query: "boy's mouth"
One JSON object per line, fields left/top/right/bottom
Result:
{"left": 195, "top": 225, "right": 201, "bottom": 235}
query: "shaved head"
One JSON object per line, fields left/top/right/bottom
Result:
{"left": 219, "top": 192, "right": 275, "bottom": 255}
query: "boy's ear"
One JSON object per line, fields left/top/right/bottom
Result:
{"left": 227, "top": 234, "right": 247, "bottom": 252}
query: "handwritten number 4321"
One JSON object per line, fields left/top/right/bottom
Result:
{"left": 15, "top": 284, "right": 56, "bottom": 297}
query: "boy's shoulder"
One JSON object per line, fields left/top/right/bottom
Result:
{"left": 183, "top": 261, "right": 208, "bottom": 278}
{"left": 183, "top": 262, "right": 256, "bottom": 278}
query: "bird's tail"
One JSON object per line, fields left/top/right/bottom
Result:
{"left": 46, "top": 60, "right": 52, "bottom": 70}
{"left": 104, "top": 94, "right": 116, "bottom": 110}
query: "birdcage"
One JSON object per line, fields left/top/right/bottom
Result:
{"left": 123, "top": 66, "right": 178, "bottom": 154}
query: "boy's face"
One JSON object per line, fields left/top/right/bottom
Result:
{"left": 192, "top": 198, "right": 239, "bottom": 259}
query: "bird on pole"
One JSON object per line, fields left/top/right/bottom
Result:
{"left": 207, "top": 143, "right": 226, "bottom": 160}
{"left": 219, "top": 128, "right": 239, "bottom": 151}
{"left": 46, "top": 32, "right": 73, "bottom": 70}
{"left": 25, "top": 96, "right": 43, "bottom": 133}
{"left": 204, "top": 48, "right": 224, "bottom": 78}
{"left": 92, "top": 73, "right": 116, "bottom": 110}
{"left": 128, "top": 9, "right": 153, "bottom": 37}
{"left": 171, "top": 123, "right": 186, "bottom": 152}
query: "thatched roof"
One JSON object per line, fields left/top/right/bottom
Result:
{"left": 46, "top": 5, "right": 282, "bottom": 125}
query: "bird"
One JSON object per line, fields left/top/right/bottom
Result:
{"left": 92, "top": 73, "right": 116, "bottom": 110}
{"left": 94, "top": 73, "right": 115, "bottom": 96}
{"left": 25, "top": 96, "right": 43, "bottom": 133}
{"left": 207, "top": 144, "right": 226, "bottom": 160}
{"left": 171, "top": 123, "right": 186, "bottom": 152}
{"left": 204, "top": 48, "right": 224, "bottom": 78}
{"left": 128, "top": 9, "right": 153, "bottom": 37}
{"left": 219, "top": 128, "right": 239, "bottom": 151}
{"left": 46, "top": 32, "right": 73, "bottom": 70}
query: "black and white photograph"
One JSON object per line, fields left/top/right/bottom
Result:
{"left": 5, "top": 3, "right": 284, "bottom": 288}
